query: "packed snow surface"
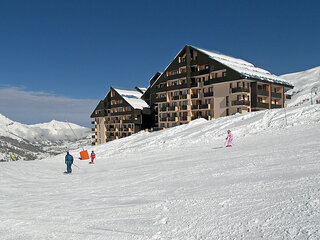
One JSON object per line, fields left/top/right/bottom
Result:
{"left": 1, "top": 105, "right": 320, "bottom": 239}
{"left": 281, "top": 66, "right": 320, "bottom": 107}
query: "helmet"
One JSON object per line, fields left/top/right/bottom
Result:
{"left": 227, "top": 130, "right": 231, "bottom": 133}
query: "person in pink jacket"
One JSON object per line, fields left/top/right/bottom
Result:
{"left": 226, "top": 130, "right": 233, "bottom": 147}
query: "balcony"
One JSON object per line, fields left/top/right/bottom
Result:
{"left": 167, "top": 117, "right": 176, "bottom": 122}
{"left": 156, "top": 85, "right": 167, "bottom": 92}
{"left": 191, "top": 82, "right": 200, "bottom": 88}
{"left": 190, "top": 59, "right": 197, "bottom": 66}
{"left": 204, "top": 92, "right": 213, "bottom": 97}
{"left": 191, "top": 69, "right": 210, "bottom": 76}
{"left": 111, "top": 111, "right": 132, "bottom": 116}
{"left": 122, "top": 118, "right": 141, "bottom": 124}
{"left": 231, "top": 87, "right": 249, "bottom": 93}
{"left": 166, "top": 73, "right": 185, "bottom": 81}
{"left": 271, "top": 104, "right": 282, "bottom": 109}
{"left": 204, "top": 79, "right": 215, "bottom": 86}
{"left": 199, "top": 104, "right": 209, "bottom": 109}
{"left": 172, "top": 95, "right": 180, "bottom": 100}
{"left": 271, "top": 92, "right": 282, "bottom": 98}
{"left": 191, "top": 116, "right": 201, "bottom": 120}
{"left": 232, "top": 100, "right": 250, "bottom": 106}
{"left": 167, "top": 83, "right": 188, "bottom": 91}
{"left": 252, "top": 102, "right": 269, "bottom": 109}
{"left": 180, "top": 94, "right": 188, "bottom": 99}
{"left": 154, "top": 97, "right": 167, "bottom": 103}
{"left": 256, "top": 89, "right": 269, "bottom": 97}
{"left": 167, "top": 106, "right": 177, "bottom": 111}
{"left": 180, "top": 116, "right": 188, "bottom": 121}
{"left": 110, "top": 103, "right": 124, "bottom": 108}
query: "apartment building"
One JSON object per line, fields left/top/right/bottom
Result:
{"left": 90, "top": 87, "right": 151, "bottom": 145}
{"left": 143, "top": 45, "right": 293, "bottom": 128}
{"left": 91, "top": 45, "right": 294, "bottom": 143}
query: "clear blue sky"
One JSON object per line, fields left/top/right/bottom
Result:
{"left": 0, "top": 0, "right": 319, "bottom": 126}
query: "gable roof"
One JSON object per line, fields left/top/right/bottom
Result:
{"left": 192, "top": 46, "right": 293, "bottom": 87}
{"left": 90, "top": 100, "right": 105, "bottom": 118}
{"left": 113, "top": 88, "right": 149, "bottom": 109}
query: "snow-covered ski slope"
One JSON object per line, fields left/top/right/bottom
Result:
{"left": 1, "top": 105, "right": 320, "bottom": 239}
{"left": 281, "top": 66, "right": 320, "bottom": 107}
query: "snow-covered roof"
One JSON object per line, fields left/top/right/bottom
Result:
{"left": 193, "top": 46, "right": 293, "bottom": 87}
{"left": 136, "top": 87, "right": 147, "bottom": 93}
{"left": 113, "top": 88, "right": 149, "bottom": 109}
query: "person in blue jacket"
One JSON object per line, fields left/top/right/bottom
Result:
{"left": 65, "top": 152, "right": 74, "bottom": 174}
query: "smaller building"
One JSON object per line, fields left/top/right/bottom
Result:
{"left": 91, "top": 87, "right": 151, "bottom": 145}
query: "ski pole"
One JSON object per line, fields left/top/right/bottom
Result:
{"left": 73, "top": 163, "right": 80, "bottom": 169}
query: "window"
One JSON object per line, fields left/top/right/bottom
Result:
{"left": 230, "top": 83, "right": 232, "bottom": 89}
{"left": 205, "top": 99, "right": 211, "bottom": 104}
{"left": 226, "top": 108, "right": 229, "bottom": 116}
{"left": 222, "top": 72, "right": 227, "bottom": 77}
{"left": 237, "top": 108, "right": 241, "bottom": 113}
{"left": 205, "top": 65, "right": 209, "bottom": 69}
{"left": 226, "top": 96, "right": 229, "bottom": 107}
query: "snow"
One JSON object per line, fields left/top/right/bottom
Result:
{"left": 114, "top": 88, "right": 149, "bottom": 109}
{"left": 0, "top": 114, "right": 90, "bottom": 142}
{"left": 281, "top": 66, "right": 320, "bottom": 107}
{"left": 1, "top": 104, "right": 320, "bottom": 239}
{"left": 136, "top": 87, "right": 147, "bottom": 93}
{"left": 193, "top": 46, "right": 294, "bottom": 87}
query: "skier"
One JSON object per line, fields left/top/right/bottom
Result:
{"left": 65, "top": 151, "right": 74, "bottom": 174}
{"left": 226, "top": 130, "right": 233, "bottom": 147}
{"left": 90, "top": 150, "right": 96, "bottom": 164}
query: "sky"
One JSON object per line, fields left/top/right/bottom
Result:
{"left": 0, "top": 0, "right": 319, "bottom": 127}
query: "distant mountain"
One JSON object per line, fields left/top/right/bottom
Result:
{"left": 0, "top": 114, "right": 91, "bottom": 161}
{"left": 280, "top": 66, "right": 320, "bottom": 107}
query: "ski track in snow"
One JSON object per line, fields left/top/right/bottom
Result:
{"left": 1, "top": 105, "right": 320, "bottom": 239}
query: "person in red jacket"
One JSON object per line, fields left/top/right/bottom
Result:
{"left": 90, "top": 150, "right": 96, "bottom": 164}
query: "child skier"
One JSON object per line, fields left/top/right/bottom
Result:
{"left": 65, "top": 151, "right": 74, "bottom": 174}
{"left": 90, "top": 150, "right": 96, "bottom": 164}
{"left": 226, "top": 130, "right": 233, "bottom": 147}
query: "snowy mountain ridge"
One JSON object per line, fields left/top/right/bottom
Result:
{"left": 0, "top": 113, "right": 90, "bottom": 142}
{"left": 0, "top": 114, "right": 91, "bottom": 161}
{"left": 281, "top": 65, "right": 320, "bottom": 107}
